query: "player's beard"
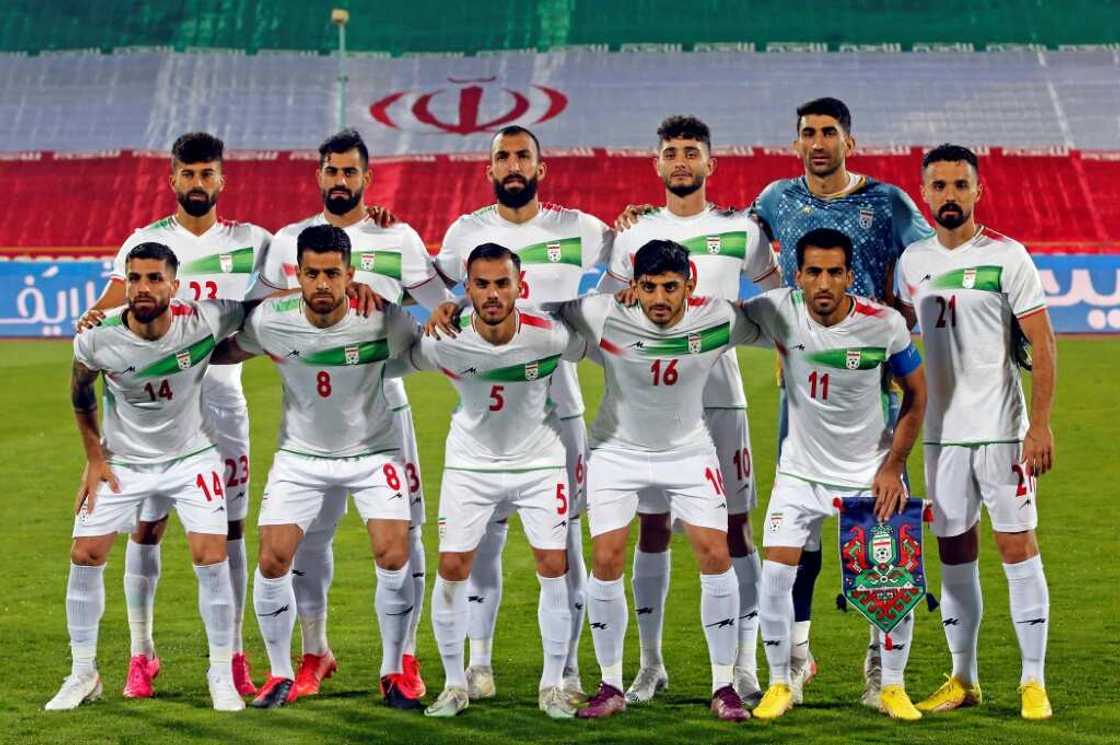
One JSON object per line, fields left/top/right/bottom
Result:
{"left": 663, "top": 171, "right": 704, "bottom": 198}
{"left": 305, "top": 291, "right": 343, "bottom": 315}
{"left": 493, "top": 175, "right": 538, "bottom": 209}
{"left": 128, "top": 295, "right": 169, "bottom": 324}
{"left": 322, "top": 186, "right": 363, "bottom": 216}
{"left": 935, "top": 203, "right": 970, "bottom": 230}
{"left": 177, "top": 188, "right": 217, "bottom": 218}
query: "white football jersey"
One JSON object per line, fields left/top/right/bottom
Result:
{"left": 743, "top": 288, "right": 916, "bottom": 488}
{"left": 236, "top": 297, "right": 418, "bottom": 458}
{"left": 112, "top": 216, "right": 272, "bottom": 408}
{"left": 898, "top": 226, "right": 1046, "bottom": 445}
{"left": 605, "top": 205, "right": 778, "bottom": 408}
{"left": 553, "top": 294, "right": 764, "bottom": 453}
{"left": 397, "top": 304, "right": 587, "bottom": 471}
{"left": 73, "top": 299, "right": 244, "bottom": 465}
{"left": 253, "top": 213, "right": 448, "bottom": 409}
{"left": 437, "top": 203, "right": 613, "bottom": 418}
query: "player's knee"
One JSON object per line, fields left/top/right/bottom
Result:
{"left": 374, "top": 542, "right": 408, "bottom": 571}
{"left": 992, "top": 529, "right": 1039, "bottom": 564}
{"left": 590, "top": 544, "right": 625, "bottom": 581}
{"left": 190, "top": 539, "right": 228, "bottom": 568}
{"left": 535, "top": 550, "right": 568, "bottom": 578}
{"left": 726, "top": 514, "right": 754, "bottom": 556}
{"left": 69, "top": 541, "right": 108, "bottom": 567}
{"left": 132, "top": 517, "right": 167, "bottom": 545}
{"left": 437, "top": 552, "right": 472, "bottom": 581}
{"left": 637, "top": 512, "right": 671, "bottom": 552}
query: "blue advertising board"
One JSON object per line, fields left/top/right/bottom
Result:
{"left": 0, "top": 255, "right": 1117, "bottom": 337}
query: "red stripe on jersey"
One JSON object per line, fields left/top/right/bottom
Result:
{"left": 774, "top": 340, "right": 788, "bottom": 357}
{"left": 170, "top": 302, "right": 196, "bottom": 317}
{"left": 282, "top": 262, "right": 298, "bottom": 277}
{"left": 266, "top": 352, "right": 285, "bottom": 364}
{"left": 439, "top": 366, "right": 462, "bottom": 381}
{"left": 348, "top": 296, "right": 360, "bottom": 309}
{"left": 853, "top": 299, "right": 885, "bottom": 317}
{"left": 519, "top": 311, "right": 552, "bottom": 329}
{"left": 1016, "top": 305, "right": 1047, "bottom": 321}
{"left": 598, "top": 337, "right": 624, "bottom": 356}
{"left": 687, "top": 295, "right": 710, "bottom": 307}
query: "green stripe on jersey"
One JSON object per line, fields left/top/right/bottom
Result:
{"left": 136, "top": 335, "right": 216, "bottom": 377}
{"left": 678, "top": 231, "right": 747, "bottom": 260}
{"left": 351, "top": 250, "right": 402, "bottom": 280}
{"left": 517, "top": 237, "right": 582, "bottom": 267}
{"left": 144, "top": 215, "right": 174, "bottom": 231}
{"left": 930, "top": 265, "right": 1002, "bottom": 292}
{"left": 635, "top": 322, "right": 730, "bottom": 357}
{"left": 101, "top": 314, "right": 125, "bottom": 328}
{"left": 271, "top": 296, "right": 301, "bottom": 313}
{"left": 179, "top": 246, "right": 256, "bottom": 275}
{"left": 805, "top": 346, "right": 887, "bottom": 370}
{"left": 300, "top": 339, "right": 390, "bottom": 366}
{"left": 476, "top": 353, "right": 562, "bottom": 382}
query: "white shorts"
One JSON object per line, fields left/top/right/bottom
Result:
{"left": 259, "top": 450, "right": 411, "bottom": 533}
{"left": 558, "top": 415, "right": 589, "bottom": 518}
{"left": 74, "top": 449, "right": 228, "bottom": 538}
{"left": 395, "top": 405, "right": 426, "bottom": 527}
{"left": 141, "top": 401, "right": 251, "bottom": 524}
{"left": 637, "top": 408, "right": 757, "bottom": 517}
{"left": 762, "top": 473, "right": 871, "bottom": 549}
{"left": 925, "top": 442, "right": 1038, "bottom": 537}
{"left": 437, "top": 467, "right": 569, "bottom": 553}
{"left": 586, "top": 446, "right": 727, "bottom": 538}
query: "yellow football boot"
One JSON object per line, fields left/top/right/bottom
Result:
{"left": 917, "top": 675, "right": 982, "bottom": 713}
{"left": 1019, "top": 679, "right": 1052, "bottom": 720}
{"left": 752, "top": 683, "right": 794, "bottom": 721}
{"left": 879, "top": 684, "right": 922, "bottom": 721}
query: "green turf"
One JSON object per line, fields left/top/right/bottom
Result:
{"left": 2, "top": 339, "right": 1118, "bottom": 744}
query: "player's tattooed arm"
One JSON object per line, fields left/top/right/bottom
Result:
{"left": 1018, "top": 309, "right": 1057, "bottom": 476}
{"left": 70, "top": 359, "right": 118, "bottom": 514}
{"left": 872, "top": 364, "right": 927, "bottom": 520}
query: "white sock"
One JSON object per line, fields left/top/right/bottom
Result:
{"left": 67, "top": 563, "right": 106, "bottom": 676}
{"left": 226, "top": 538, "right": 247, "bottom": 654}
{"left": 631, "top": 548, "right": 670, "bottom": 669}
{"left": 253, "top": 568, "right": 296, "bottom": 679}
{"left": 123, "top": 540, "right": 160, "bottom": 658}
{"left": 700, "top": 569, "right": 739, "bottom": 692}
{"left": 1003, "top": 555, "right": 1049, "bottom": 686}
{"left": 431, "top": 575, "right": 468, "bottom": 689}
{"left": 194, "top": 560, "right": 235, "bottom": 669}
{"left": 292, "top": 523, "right": 335, "bottom": 656}
{"left": 405, "top": 527, "right": 426, "bottom": 657}
{"left": 564, "top": 516, "right": 587, "bottom": 673}
{"left": 940, "top": 560, "right": 983, "bottom": 684}
{"left": 790, "top": 621, "right": 811, "bottom": 666}
{"left": 880, "top": 613, "right": 914, "bottom": 687}
{"left": 587, "top": 574, "right": 627, "bottom": 690}
{"left": 732, "top": 552, "right": 760, "bottom": 673}
{"left": 375, "top": 564, "right": 413, "bottom": 677}
{"left": 759, "top": 560, "right": 797, "bottom": 685}
{"left": 467, "top": 520, "right": 507, "bottom": 668}
{"left": 538, "top": 574, "right": 571, "bottom": 689}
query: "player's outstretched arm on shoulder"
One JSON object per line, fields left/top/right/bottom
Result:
{"left": 346, "top": 281, "right": 386, "bottom": 316}
{"left": 613, "top": 203, "right": 656, "bottom": 232}
{"left": 211, "top": 337, "right": 256, "bottom": 365}
{"left": 365, "top": 204, "right": 397, "bottom": 228}
{"left": 425, "top": 297, "right": 469, "bottom": 339}
{"left": 75, "top": 279, "right": 126, "bottom": 333}
{"left": 1018, "top": 309, "right": 1057, "bottom": 477}
{"left": 873, "top": 363, "right": 927, "bottom": 521}
{"left": 70, "top": 359, "right": 118, "bottom": 515}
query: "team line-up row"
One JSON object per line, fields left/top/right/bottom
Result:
{"left": 46, "top": 98, "right": 1056, "bottom": 725}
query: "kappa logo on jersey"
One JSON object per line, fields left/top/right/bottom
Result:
{"left": 846, "top": 349, "right": 862, "bottom": 370}
{"left": 706, "top": 235, "right": 721, "bottom": 254}
{"left": 962, "top": 267, "right": 978, "bottom": 289}
{"left": 176, "top": 350, "right": 192, "bottom": 371}
{"left": 525, "top": 360, "right": 540, "bottom": 381}
{"left": 219, "top": 253, "right": 234, "bottom": 273}
{"left": 546, "top": 242, "right": 562, "bottom": 263}
{"left": 345, "top": 345, "right": 361, "bottom": 365}
{"left": 858, "top": 207, "right": 874, "bottom": 229}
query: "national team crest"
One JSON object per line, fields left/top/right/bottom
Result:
{"left": 344, "top": 345, "right": 360, "bottom": 365}
{"left": 962, "top": 268, "right": 977, "bottom": 289}
{"left": 767, "top": 511, "right": 783, "bottom": 533}
{"left": 219, "top": 253, "right": 234, "bottom": 273}
{"left": 176, "top": 350, "right": 192, "bottom": 371}
{"left": 858, "top": 208, "right": 874, "bottom": 229}
{"left": 839, "top": 498, "right": 927, "bottom": 634}
{"left": 360, "top": 253, "right": 376, "bottom": 272}
{"left": 524, "top": 360, "right": 539, "bottom": 381}
{"left": 846, "top": 349, "right": 862, "bottom": 369}
{"left": 706, "top": 235, "right": 721, "bottom": 254}
{"left": 688, "top": 333, "right": 702, "bottom": 354}
{"left": 546, "top": 242, "right": 562, "bottom": 263}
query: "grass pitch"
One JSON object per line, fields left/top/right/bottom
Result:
{"left": 2, "top": 339, "right": 1118, "bottom": 744}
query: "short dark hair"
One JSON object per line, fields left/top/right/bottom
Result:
{"left": 126, "top": 241, "right": 179, "bottom": 275}
{"left": 466, "top": 242, "right": 522, "bottom": 275}
{"left": 922, "top": 143, "right": 980, "bottom": 175}
{"left": 491, "top": 126, "right": 541, "bottom": 158}
{"left": 297, "top": 224, "right": 352, "bottom": 266}
{"left": 171, "top": 132, "right": 223, "bottom": 166}
{"left": 795, "top": 97, "right": 852, "bottom": 134}
{"left": 319, "top": 128, "right": 369, "bottom": 167}
{"left": 633, "top": 239, "right": 690, "bottom": 280}
{"left": 657, "top": 115, "right": 711, "bottom": 151}
{"left": 796, "top": 228, "right": 853, "bottom": 269}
